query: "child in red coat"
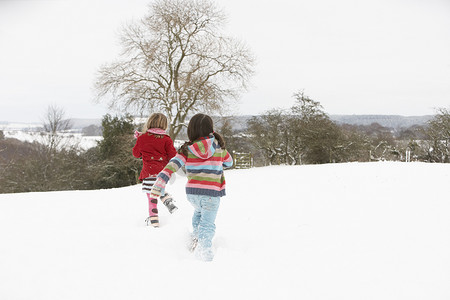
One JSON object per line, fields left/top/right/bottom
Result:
{"left": 132, "top": 113, "right": 178, "bottom": 227}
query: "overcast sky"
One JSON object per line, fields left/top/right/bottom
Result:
{"left": 1, "top": 0, "right": 449, "bottom": 123}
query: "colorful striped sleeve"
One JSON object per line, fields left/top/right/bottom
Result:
{"left": 223, "top": 150, "right": 233, "bottom": 168}
{"left": 150, "top": 154, "right": 186, "bottom": 197}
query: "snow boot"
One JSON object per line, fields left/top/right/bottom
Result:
{"left": 194, "top": 246, "right": 214, "bottom": 262}
{"left": 145, "top": 215, "right": 159, "bottom": 227}
{"left": 161, "top": 193, "right": 178, "bottom": 214}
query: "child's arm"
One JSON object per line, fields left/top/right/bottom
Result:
{"left": 132, "top": 138, "right": 142, "bottom": 158}
{"left": 223, "top": 150, "right": 233, "bottom": 169}
{"left": 150, "top": 154, "right": 186, "bottom": 198}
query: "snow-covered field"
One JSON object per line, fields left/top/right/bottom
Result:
{"left": 0, "top": 162, "right": 449, "bottom": 300}
{"left": 1, "top": 121, "right": 104, "bottom": 151}
{"left": 1, "top": 122, "right": 100, "bottom": 151}
{"left": 2, "top": 130, "right": 102, "bottom": 150}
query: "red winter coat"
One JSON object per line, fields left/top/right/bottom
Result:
{"left": 132, "top": 132, "right": 177, "bottom": 181}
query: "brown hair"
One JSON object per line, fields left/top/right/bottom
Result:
{"left": 143, "top": 113, "right": 168, "bottom": 132}
{"left": 179, "top": 113, "right": 226, "bottom": 155}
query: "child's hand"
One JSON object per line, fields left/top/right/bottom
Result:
{"left": 134, "top": 130, "right": 141, "bottom": 139}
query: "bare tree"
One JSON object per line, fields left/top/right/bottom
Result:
{"left": 424, "top": 107, "right": 450, "bottom": 162}
{"left": 41, "top": 105, "right": 72, "bottom": 153}
{"left": 95, "top": 0, "right": 254, "bottom": 139}
{"left": 247, "top": 92, "right": 351, "bottom": 165}
{"left": 247, "top": 109, "right": 289, "bottom": 165}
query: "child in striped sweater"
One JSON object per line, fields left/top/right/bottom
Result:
{"left": 150, "top": 113, "right": 233, "bottom": 261}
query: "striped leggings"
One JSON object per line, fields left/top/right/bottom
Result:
{"left": 142, "top": 177, "right": 158, "bottom": 216}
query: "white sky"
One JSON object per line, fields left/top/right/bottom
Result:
{"left": 0, "top": 0, "right": 449, "bottom": 122}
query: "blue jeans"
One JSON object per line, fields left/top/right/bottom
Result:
{"left": 186, "top": 194, "right": 220, "bottom": 249}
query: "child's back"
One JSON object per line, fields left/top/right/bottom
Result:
{"left": 133, "top": 131, "right": 177, "bottom": 181}
{"left": 132, "top": 113, "right": 178, "bottom": 228}
{"left": 151, "top": 113, "right": 233, "bottom": 261}
{"left": 158, "top": 135, "right": 232, "bottom": 197}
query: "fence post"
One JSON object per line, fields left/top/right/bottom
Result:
{"left": 406, "top": 149, "right": 411, "bottom": 162}
{"left": 232, "top": 151, "right": 253, "bottom": 169}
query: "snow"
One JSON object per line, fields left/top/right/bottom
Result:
{"left": 0, "top": 162, "right": 449, "bottom": 300}
{"left": 2, "top": 130, "right": 102, "bottom": 150}
{"left": 1, "top": 122, "right": 102, "bottom": 150}
{"left": 0, "top": 122, "right": 42, "bottom": 131}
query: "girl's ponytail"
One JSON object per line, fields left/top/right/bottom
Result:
{"left": 178, "top": 113, "right": 227, "bottom": 155}
{"left": 213, "top": 131, "right": 226, "bottom": 149}
{"left": 178, "top": 141, "right": 192, "bottom": 156}
{"left": 178, "top": 132, "right": 225, "bottom": 156}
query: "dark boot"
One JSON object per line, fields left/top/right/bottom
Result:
{"left": 161, "top": 193, "right": 178, "bottom": 214}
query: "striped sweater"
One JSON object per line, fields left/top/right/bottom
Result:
{"left": 151, "top": 135, "right": 233, "bottom": 197}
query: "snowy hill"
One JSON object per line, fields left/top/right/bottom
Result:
{"left": 1, "top": 162, "right": 449, "bottom": 300}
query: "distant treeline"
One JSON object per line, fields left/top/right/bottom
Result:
{"left": 1, "top": 101, "right": 449, "bottom": 193}
{"left": 220, "top": 94, "right": 449, "bottom": 166}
